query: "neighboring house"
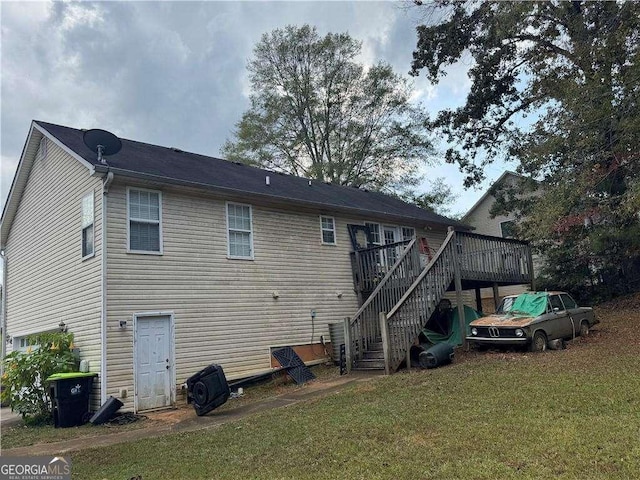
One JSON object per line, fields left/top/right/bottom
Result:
{"left": 462, "top": 171, "right": 540, "bottom": 310}
{"left": 2, "top": 120, "right": 492, "bottom": 412}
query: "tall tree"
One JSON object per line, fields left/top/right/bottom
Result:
{"left": 223, "top": 25, "right": 433, "bottom": 194}
{"left": 411, "top": 1, "right": 640, "bottom": 292}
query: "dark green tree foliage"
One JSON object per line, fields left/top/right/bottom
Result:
{"left": 223, "top": 25, "right": 433, "bottom": 194}
{"left": 411, "top": 1, "right": 640, "bottom": 294}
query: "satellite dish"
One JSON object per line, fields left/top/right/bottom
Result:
{"left": 83, "top": 129, "right": 122, "bottom": 165}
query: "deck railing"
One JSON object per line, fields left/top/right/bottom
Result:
{"left": 350, "top": 240, "right": 412, "bottom": 295}
{"left": 346, "top": 239, "right": 421, "bottom": 367}
{"left": 456, "top": 232, "right": 532, "bottom": 283}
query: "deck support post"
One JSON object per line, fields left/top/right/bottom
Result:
{"left": 492, "top": 283, "right": 500, "bottom": 311}
{"left": 475, "top": 287, "right": 483, "bottom": 313}
{"left": 450, "top": 227, "right": 468, "bottom": 351}
{"left": 379, "top": 312, "right": 391, "bottom": 375}
{"left": 527, "top": 247, "right": 536, "bottom": 291}
{"left": 343, "top": 317, "right": 352, "bottom": 374}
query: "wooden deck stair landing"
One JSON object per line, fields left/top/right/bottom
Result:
{"left": 345, "top": 229, "right": 533, "bottom": 373}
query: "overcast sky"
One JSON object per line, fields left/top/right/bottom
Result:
{"left": 0, "top": 1, "right": 514, "bottom": 217}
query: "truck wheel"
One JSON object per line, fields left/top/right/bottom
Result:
{"left": 529, "top": 331, "right": 547, "bottom": 352}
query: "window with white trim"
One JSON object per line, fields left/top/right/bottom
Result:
{"left": 14, "top": 336, "right": 38, "bottom": 353}
{"left": 320, "top": 216, "right": 336, "bottom": 245}
{"left": 365, "top": 223, "right": 381, "bottom": 246}
{"left": 128, "top": 188, "right": 162, "bottom": 253}
{"left": 227, "top": 203, "right": 253, "bottom": 259}
{"left": 81, "top": 192, "right": 95, "bottom": 258}
{"left": 401, "top": 227, "right": 415, "bottom": 241}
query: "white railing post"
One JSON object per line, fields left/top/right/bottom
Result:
{"left": 380, "top": 312, "right": 391, "bottom": 375}
{"left": 343, "top": 317, "right": 352, "bottom": 373}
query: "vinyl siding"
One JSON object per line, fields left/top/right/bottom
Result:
{"left": 4, "top": 140, "right": 103, "bottom": 399}
{"left": 105, "top": 181, "right": 452, "bottom": 410}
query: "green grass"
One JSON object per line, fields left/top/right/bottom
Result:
{"left": 69, "top": 310, "right": 640, "bottom": 479}
{"left": 0, "top": 418, "right": 151, "bottom": 450}
{"left": 23, "top": 299, "right": 640, "bottom": 479}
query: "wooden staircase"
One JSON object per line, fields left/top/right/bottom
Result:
{"left": 345, "top": 228, "right": 533, "bottom": 373}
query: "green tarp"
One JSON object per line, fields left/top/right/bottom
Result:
{"left": 422, "top": 305, "right": 483, "bottom": 346}
{"left": 508, "top": 292, "right": 548, "bottom": 317}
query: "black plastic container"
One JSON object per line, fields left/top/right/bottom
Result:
{"left": 90, "top": 396, "right": 124, "bottom": 425}
{"left": 418, "top": 343, "right": 454, "bottom": 369}
{"left": 46, "top": 372, "right": 97, "bottom": 428}
{"left": 186, "top": 364, "right": 230, "bottom": 416}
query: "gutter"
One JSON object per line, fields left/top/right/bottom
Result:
{"left": 100, "top": 171, "right": 114, "bottom": 404}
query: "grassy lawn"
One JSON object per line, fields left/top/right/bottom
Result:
{"left": 54, "top": 296, "right": 640, "bottom": 478}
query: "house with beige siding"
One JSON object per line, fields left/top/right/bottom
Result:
{"left": 6, "top": 121, "right": 524, "bottom": 412}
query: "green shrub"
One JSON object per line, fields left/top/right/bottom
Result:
{"left": 1, "top": 332, "right": 78, "bottom": 423}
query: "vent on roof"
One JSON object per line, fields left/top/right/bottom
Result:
{"left": 234, "top": 162, "right": 244, "bottom": 166}
{"left": 171, "top": 147, "right": 184, "bottom": 153}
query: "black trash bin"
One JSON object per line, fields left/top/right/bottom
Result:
{"left": 186, "top": 364, "right": 230, "bottom": 416}
{"left": 46, "top": 372, "right": 97, "bottom": 428}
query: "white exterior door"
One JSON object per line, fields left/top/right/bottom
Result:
{"left": 135, "top": 315, "right": 172, "bottom": 411}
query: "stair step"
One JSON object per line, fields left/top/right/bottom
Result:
{"left": 362, "top": 350, "right": 384, "bottom": 360}
{"left": 366, "top": 341, "right": 384, "bottom": 352}
{"left": 353, "top": 358, "right": 386, "bottom": 370}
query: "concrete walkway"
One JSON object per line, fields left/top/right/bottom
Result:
{"left": 2, "top": 371, "right": 380, "bottom": 456}
{"left": 0, "top": 406, "right": 22, "bottom": 428}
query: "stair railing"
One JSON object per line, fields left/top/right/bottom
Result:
{"left": 346, "top": 238, "right": 421, "bottom": 371}
{"left": 383, "top": 229, "right": 457, "bottom": 372}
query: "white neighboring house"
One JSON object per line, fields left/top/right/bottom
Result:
{"left": 462, "top": 171, "right": 540, "bottom": 308}
{"left": 0, "top": 120, "right": 472, "bottom": 412}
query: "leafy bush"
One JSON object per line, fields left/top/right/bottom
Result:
{"left": 1, "top": 332, "right": 78, "bottom": 423}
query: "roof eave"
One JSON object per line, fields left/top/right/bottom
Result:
{"left": 105, "top": 166, "right": 470, "bottom": 231}
{"left": 1, "top": 122, "right": 97, "bottom": 250}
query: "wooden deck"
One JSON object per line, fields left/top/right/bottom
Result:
{"left": 346, "top": 229, "right": 533, "bottom": 372}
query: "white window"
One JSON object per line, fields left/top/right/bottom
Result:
{"left": 81, "top": 192, "right": 95, "bottom": 258}
{"left": 227, "top": 202, "right": 253, "bottom": 259}
{"left": 128, "top": 188, "right": 162, "bottom": 253}
{"left": 320, "top": 216, "right": 336, "bottom": 245}
{"left": 365, "top": 223, "right": 381, "bottom": 246}
{"left": 14, "top": 336, "right": 37, "bottom": 353}
{"left": 401, "top": 227, "right": 415, "bottom": 241}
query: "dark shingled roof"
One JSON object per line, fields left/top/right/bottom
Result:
{"left": 36, "top": 120, "right": 467, "bottom": 228}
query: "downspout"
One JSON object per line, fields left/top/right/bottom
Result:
{"left": 0, "top": 251, "right": 7, "bottom": 373}
{"left": 100, "top": 171, "right": 114, "bottom": 404}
